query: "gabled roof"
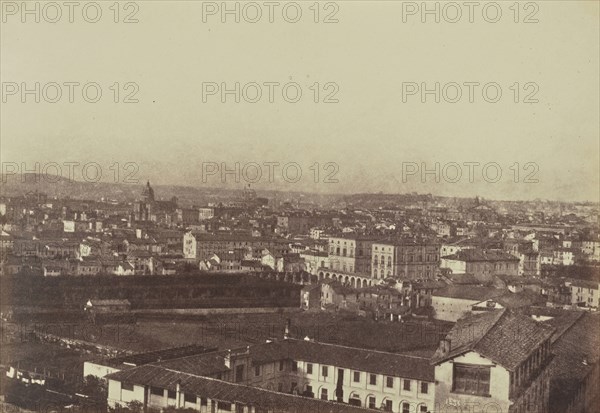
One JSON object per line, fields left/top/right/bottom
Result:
{"left": 432, "top": 309, "right": 554, "bottom": 371}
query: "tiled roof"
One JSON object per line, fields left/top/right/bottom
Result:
{"left": 445, "top": 273, "right": 482, "bottom": 285}
{"left": 432, "top": 309, "right": 554, "bottom": 371}
{"left": 547, "top": 312, "right": 600, "bottom": 412}
{"left": 432, "top": 285, "right": 501, "bottom": 301}
{"left": 249, "top": 339, "right": 434, "bottom": 382}
{"left": 493, "top": 290, "right": 546, "bottom": 309}
{"left": 533, "top": 308, "right": 585, "bottom": 343}
{"left": 156, "top": 350, "right": 231, "bottom": 376}
{"left": 442, "top": 249, "right": 519, "bottom": 262}
{"left": 107, "top": 345, "right": 215, "bottom": 368}
{"left": 568, "top": 279, "right": 600, "bottom": 289}
{"left": 106, "top": 364, "right": 380, "bottom": 413}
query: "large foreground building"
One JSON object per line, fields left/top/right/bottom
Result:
{"left": 432, "top": 309, "right": 554, "bottom": 413}
{"left": 95, "top": 308, "right": 559, "bottom": 413}
{"left": 105, "top": 338, "right": 435, "bottom": 413}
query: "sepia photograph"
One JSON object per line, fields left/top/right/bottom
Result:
{"left": 0, "top": 1, "right": 599, "bottom": 412}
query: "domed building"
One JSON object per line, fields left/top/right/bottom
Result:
{"left": 133, "top": 181, "right": 177, "bottom": 223}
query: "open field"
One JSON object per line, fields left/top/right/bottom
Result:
{"left": 22, "top": 311, "right": 453, "bottom": 355}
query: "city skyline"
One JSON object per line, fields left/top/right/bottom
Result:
{"left": 1, "top": 1, "right": 598, "bottom": 203}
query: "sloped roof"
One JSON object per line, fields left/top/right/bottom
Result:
{"left": 442, "top": 249, "right": 519, "bottom": 262}
{"left": 433, "top": 285, "right": 501, "bottom": 301}
{"left": 106, "top": 364, "right": 380, "bottom": 413}
{"left": 493, "top": 290, "right": 546, "bottom": 309}
{"left": 547, "top": 312, "right": 600, "bottom": 412}
{"left": 432, "top": 309, "right": 554, "bottom": 371}
{"left": 249, "top": 339, "right": 434, "bottom": 382}
{"left": 156, "top": 350, "right": 231, "bottom": 376}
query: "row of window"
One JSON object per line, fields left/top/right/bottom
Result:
{"left": 373, "top": 255, "right": 439, "bottom": 263}
{"left": 302, "top": 363, "right": 429, "bottom": 393}
{"left": 125, "top": 382, "right": 430, "bottom": 413}
{"left": 146, "top": 387, "right": 232, "bottom": 411}
{"left": 310, "top": 387, "right": 429, "bottom": 413}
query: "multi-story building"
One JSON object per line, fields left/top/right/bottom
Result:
{"left": 105, "top": 338, "right": 436, "bottom": 413}
{"left": 579, "top": 240, "right": 600, "bottom": 262}
{"left": 440, "top": 249, "right": 519, "bottom": 277}
{"left": 106, "top": 364, "right": 377, "bottom": 413}
{"left": 183, "top": 232, "right": 289, "bottom": 262}
{"left": 568, "top": 279, "right": 599, "bottom": 308}
{"left": 372, "top": 239, "right": 440, "bottom": 280}
{"left": 328, "top": 235, "right": 378, "bottom": 275}
{"left": 299, "top": 249, "right": 329, "bottom": 275}
{"left": 503, "top": 239, "right": 541, "bottom": 276}
{"left": 198, "top": 207, "right": 215, "bottom": 221}
{"left": 432, "top": 309, "right": 554, "bottom": 413}
{"left": 552, "top": 248, "right": 576, "bottom": 266}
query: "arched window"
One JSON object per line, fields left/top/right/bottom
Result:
{"left": 320, "top": 387, "right": 328, "bottom": 400}
{"left": 348, "top": 393, "right": 361, "bottom": 407}
{"left": 366, "top": 395, "right": 376, "bottom": 409}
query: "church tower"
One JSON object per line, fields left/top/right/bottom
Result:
{"left": 142, "top": 181, "right": 155, "bottom": 203}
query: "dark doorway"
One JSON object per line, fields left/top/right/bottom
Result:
{"left": 336, "top": 368, "right": 344, "bottom": 402}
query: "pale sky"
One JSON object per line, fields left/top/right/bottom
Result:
{"left": 1, "top": 1, "right": 598, "bottom": 201}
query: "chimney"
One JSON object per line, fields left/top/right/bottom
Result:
{"left": 224, "top": 349, "right": 231, "bottom": 369}
{"left": 439, "top": 338, "right": 451, "bottom": 355}
{"left": 284, "top": 318, "right": 291, "bottom": 339}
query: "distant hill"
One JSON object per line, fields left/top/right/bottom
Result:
{"left": 0, "top": 173, "right": 340, "bottom": 207}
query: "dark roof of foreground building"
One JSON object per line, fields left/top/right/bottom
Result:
{"left": 106, "top": 345, "right": 216, "bottom": 368}
{"left": 105, "top": 364, "right": 380, "bottom": 413}
{"left": 547, "top": 312, "right": 600, "bottom": 413}
{"left": 432, "top": 309, "right": 554, "bottom": 371}
{"left": 248, "top": 338, "right": 434, "bottom": 382}
{"left": 110, "top": 338, "right": 435, "bottom": 383}
{"left": 155, "top": 350, "right": 231, "bottom": 377}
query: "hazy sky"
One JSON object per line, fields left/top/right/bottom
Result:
{"left": 1, "top": 1, "right": 598, "bottom": 201}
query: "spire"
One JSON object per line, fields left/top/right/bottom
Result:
{"left": 141, "top": 181, "right": 155, "bottom": 202}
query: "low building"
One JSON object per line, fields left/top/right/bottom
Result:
{"left": 84, "top": 299, "right": 131, "bottom": 313}
{"left": 568, "top": 279, "right": 600, "bottom": 308}
{"left": 300, "top": 284, "right": 321, "bottom": 310}
{"left": 431, "top": 285, "right": 502, "bottom": 322}
{"left": 105, "top": 338, "right": 436, "bottom": 413}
